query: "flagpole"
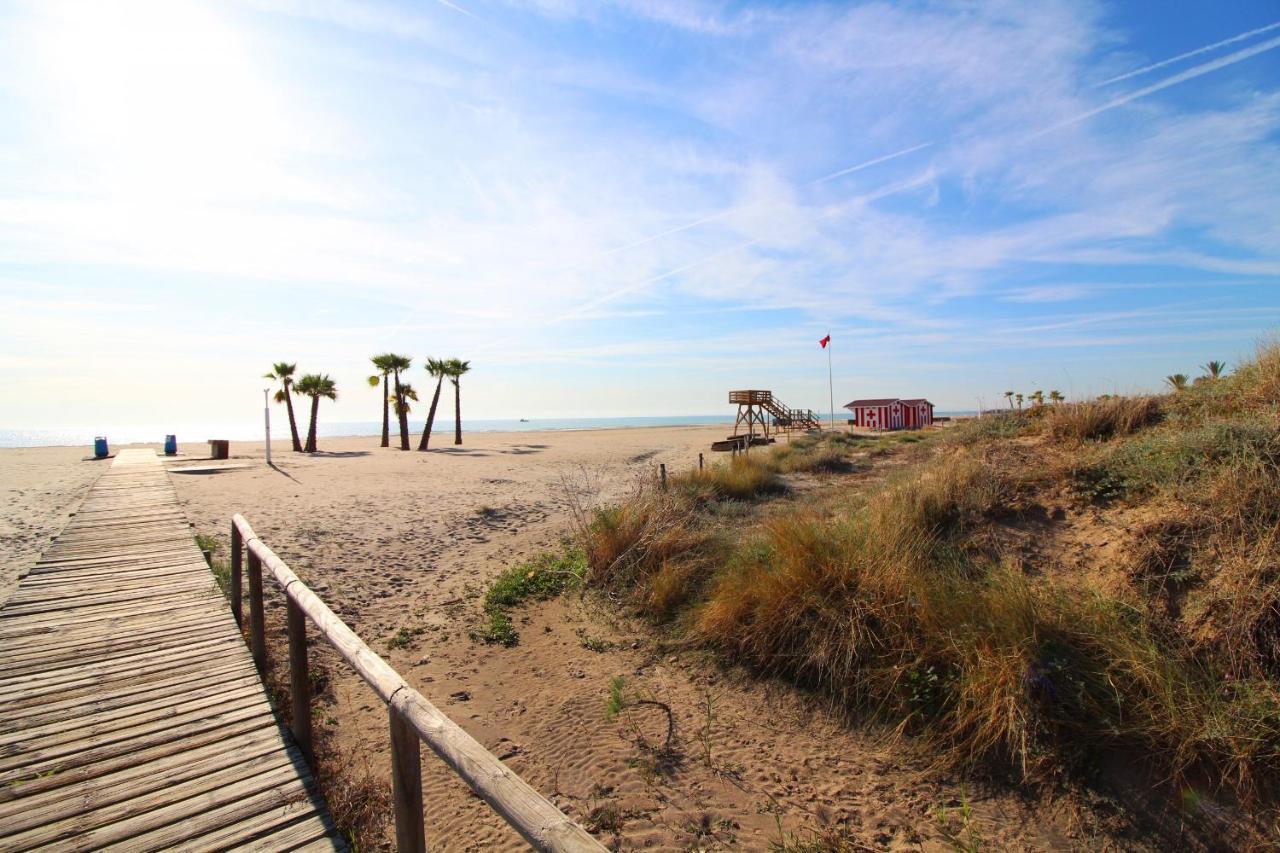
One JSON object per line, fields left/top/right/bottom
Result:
{"left": 827, "top": 333, "right": 834, "bottom": 430}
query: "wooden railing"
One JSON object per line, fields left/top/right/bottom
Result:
{"left": 230, "top": 515, "right": 605, "bottom": 853}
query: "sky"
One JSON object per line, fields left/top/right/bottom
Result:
{"left": 2, "top": 0, "right": 1279, "bottom": 429}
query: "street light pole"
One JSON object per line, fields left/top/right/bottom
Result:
{"left": 263, "top": 388, "right": 272, "bottom": 466}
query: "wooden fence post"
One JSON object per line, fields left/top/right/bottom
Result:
{"left": 247, "top": 548, "right": 266, "bottom": 671}
{"left": 698, "top": 452, "right": 703, "bottom": 471}
{"left": 659, "top": 463, "right": 667, "bottom": 491}
{"left": 390, "top": 707, "right": 426, "bottom": 853}
{"left": 230, "top": 523, "right": 243, "bottom": 629}
{"left": 287, "top": 596, "right": 313, "bottom": 765}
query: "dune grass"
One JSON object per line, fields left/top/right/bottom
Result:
{"left": 573, "top": 341, "right": 1280, "bottom": 818}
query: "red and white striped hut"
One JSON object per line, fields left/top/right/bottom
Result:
{"left": 900, "top": 398, "right": 935, "bottom": 429}
{"left": 844, "top": 398, "right": 935, "bottom": 430}
{"left": 844, "top": 398, "right": 904, "bottom": 431}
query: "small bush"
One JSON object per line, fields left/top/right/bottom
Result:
{"left": 771, "top": 443, "right": 859, "bottom": 474}
{"left": 484, "top": 548, "right": 587, "bottom": 610}
{"left": 471, "top": 610, "right": 518, "bottom": 646}
{"left": 672, "top": 456, "right": 786, "bottom": 500}
{"left": 581, "top": 493, "right": 714, "bottom": 596}
{"left": 473, "top": 548, "right": 586, "bottom": 646}
{"left": 1045, "top": 395, "right": 1162, "bottom": 442}
{"left": 944, "top": 413, "right": 1027, "bottom": 446}
{"left": 1081, "top": 418, "right": 1278, "bottom": 501}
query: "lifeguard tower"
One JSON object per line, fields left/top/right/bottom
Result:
{"left": 712, "top": 390, "right": 821, "bottom": 452}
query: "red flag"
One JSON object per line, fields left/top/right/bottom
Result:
{"left": 819, "top": 334, "right": 831, "bottom": 349}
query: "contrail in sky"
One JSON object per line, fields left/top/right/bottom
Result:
{"left": 555, "top": 169, "right": 938, "bottom": 326}
{"left": 434, "top": 0, "right": 479, "bottom": 21}
{"left": 603, "top": 141, "right": 934, "bottom": 256}
{"left": 1096, "top": 20, "right": 1280, "bottom": 87}
{"left": 566, "top": 29, "right": 1280, "bottom": 323}
{"left": 1032, "top": 33, "right": 1280, "bottom": 138}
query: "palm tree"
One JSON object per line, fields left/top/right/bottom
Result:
{"left": 1031, "top": 390, "right": 1045, "bottom": 408}
{"left": 418, "top": 358, "right": 449, "bottom": 451}
{"left": 367, "top": 354, "right": 396, "bottom": 448}
{"left": 294, "top": 374, "right": 338, "bottom": 453}
{"left": 1166, "top": 373, "right": 1189, "bottom": 391}
{"left": 447, "top": 359, "right": 471, "bottom": 445}
{"left": 392, "top": 383, "right": 418, "bottom": 420}
{"left": 1049, "top": 390, "right": 1064, "bottom": 405}
{"left": 1015, "top": 393, "right": 1024, "bottom": 411}
{"left": 386, "top": 353, "right": 413, "bottom": 450}
{"left": 1003, "top": 390, "right": 1014, "bottom": 410}
{"left": 264, "top": 362, "right": 303, "bottom": 452}
{"left": 1201, "top": 360, "right": 1227, "bottom": 380}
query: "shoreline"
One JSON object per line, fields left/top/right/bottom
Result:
{"left": 0, "top": 417, "right": 738, "bottom": 450}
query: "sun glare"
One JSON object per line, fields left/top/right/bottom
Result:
{"left": 36, "top": 0, "right": 284, "bottom": 204}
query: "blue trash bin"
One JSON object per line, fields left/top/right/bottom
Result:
{"left": 94, "top": 437, "right": 109, "bottom": 458}
{"left": 164, "top": 434, "right": 177, "bottom": 455}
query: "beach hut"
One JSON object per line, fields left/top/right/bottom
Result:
{"left": 844, "top": 398, "right": 904, "bottom": 430}
{"left": 900, "top": 398, "right": 934, "bottom": 429}
{"left": 844, "top": 397, "right": 934, "bottom": 430}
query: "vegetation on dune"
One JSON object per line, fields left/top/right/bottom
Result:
{"left": 472, "top": 547, "right": 587, "bottom": 645}
{"left": 568, "top": 340, "right": 1280, "bottom": 832}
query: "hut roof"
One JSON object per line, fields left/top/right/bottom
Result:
{"left": 844, "top": 398, "right": 900, "bottom": 408}
{"left": 900, "top": 398, "right": 932, "bottom": 405}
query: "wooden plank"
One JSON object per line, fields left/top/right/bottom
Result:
{"left": 0, "top": 449, "right": 342, "bottom": 850}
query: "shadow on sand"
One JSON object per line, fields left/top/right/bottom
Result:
{"left": 268, "top": 462, "right": 300, "bottom": 482}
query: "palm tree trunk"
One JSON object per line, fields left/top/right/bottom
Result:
{"left": 454, "top": 378, "right": 463, "bottom": 445}
{"left": 283, "top": 387, "right": 302, "bottom": 452}
{"left": 380, "top": 375, "right": 389, "bottom": 448}
{"left": 419, "top": 376, "right": 444, "bottom": 451}
{"left": 306, "top": 396, "right": 319, "bottom": 452}
{"left": 394, "top": 371, "right": 410, "bottom": 450}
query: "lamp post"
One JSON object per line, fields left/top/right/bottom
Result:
{"left": 263, "top": 388, "right": 272, "bottom": 466}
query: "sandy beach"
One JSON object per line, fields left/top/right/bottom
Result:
{"left": 1, "top": 426, "right": 1084, "bottom": 850}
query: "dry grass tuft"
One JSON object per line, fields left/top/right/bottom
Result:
{"left": 1045, "top": 395, "right": 1163, "bottom": 442}
{"left": 261, "top": 636, "right": 391, "bottom": 847}
{"left": 672, "top": 455, "right": 787, "bottom": 501}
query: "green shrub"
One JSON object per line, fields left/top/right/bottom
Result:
{"left": 473, "top": 547, "right": 587, "bottom": 646}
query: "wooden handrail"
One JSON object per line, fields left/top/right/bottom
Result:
{"left": 230, "top": 514, "right": 605, "bottom": 853}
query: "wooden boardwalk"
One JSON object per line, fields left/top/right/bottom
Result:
{"left": 0, "top": 449, "right": 342, "bottom": 851}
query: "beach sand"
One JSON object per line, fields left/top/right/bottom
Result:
{"left": 1, "top": 427, "right": 1086, "bottom": 850}
{"left": 0, "top": 446, "right": 107, "bottom": 604}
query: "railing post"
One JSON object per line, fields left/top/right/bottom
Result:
{"left": 247, "top": 548, "right": 266, "bottom": 671}
{"left": 389, "top": 707, "right": 425, "bottom": 853}
{"left": 230, "top": 523, "right": 243, "bottom": 629}
{"left": 287, "top": 595, "right": 313, "bottom": 765}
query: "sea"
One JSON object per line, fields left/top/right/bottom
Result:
{"left": 0, "top": 415, "right": 736, "bottom": 449}
{"left": 1, "top": 411, "right": 981, "bottom": 450}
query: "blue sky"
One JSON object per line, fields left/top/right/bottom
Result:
{"left": 1, "top": 0, "right": 1279, "bottom": 428}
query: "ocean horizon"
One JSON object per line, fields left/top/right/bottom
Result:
{"left": 0, "top": 411, "right": 981, "bottom": 449}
